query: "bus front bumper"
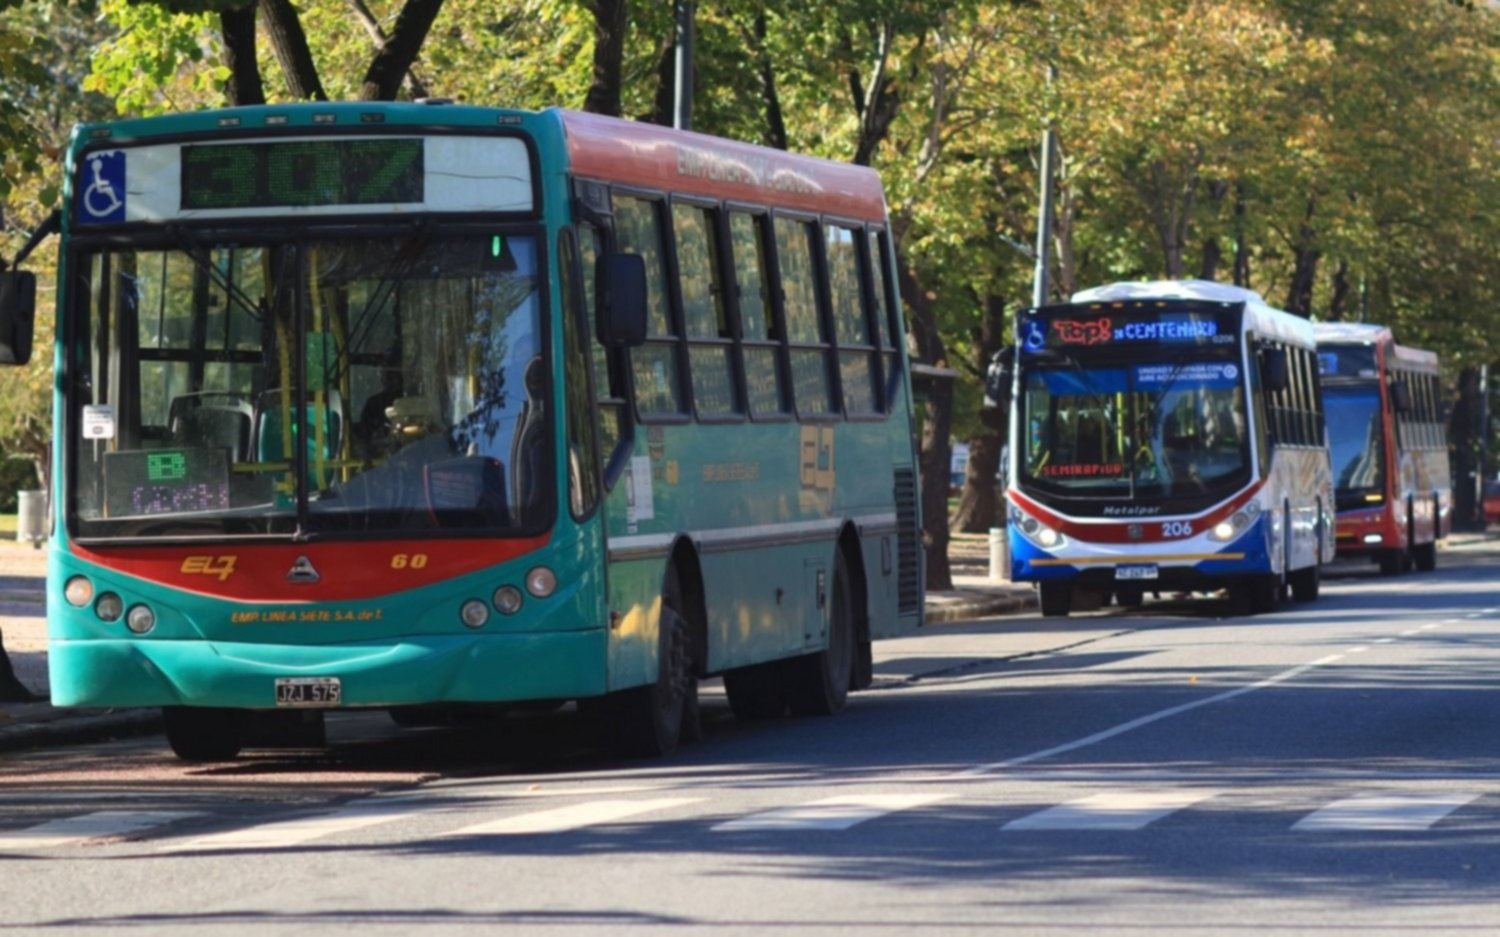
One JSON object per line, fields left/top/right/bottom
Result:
{"left": 48, "top": 629, "right": 608, "bottom": 710}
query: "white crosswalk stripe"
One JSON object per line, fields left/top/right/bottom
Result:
{"left": 1292, "top": 793, "right": 1481, "bottom": 831}
{"left": 0, "top": 811, "right": 204, "bottom": 849}
{"left": 167, "top": 804, "right": 424, "bottom": 852}
{"left": 712, "top": 793, "right": 951, "bottom": 832}
{"left": 1002, "top": 790, "right": 1219, "bottom": 831}
{"left": 438, "top": 797, "right": 700, "bottom": 837}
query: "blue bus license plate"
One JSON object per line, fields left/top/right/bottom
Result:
{"left": 275, "top": 677, "right": 341, "bottom": 707}
{"left": 1114, "top": 564, "right": 1159, "bottom": 581}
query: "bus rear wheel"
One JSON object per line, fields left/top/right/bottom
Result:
{"left": 1413, "top": 540, "right": 1437, "bottom": 572}
{"left": 1377, "top": 548, "right": 1405, "bottom": 576}
{"left": 162, "top": 706, "right": 244, "bottom": 762}
{"left": 1289, "top": 562, "right": 1320, "bottom": 602}
{"left": 786, "top": 551, "right": 855, "bottom": 717}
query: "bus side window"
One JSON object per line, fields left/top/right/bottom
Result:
{"left": 672, "top": 202, "right": 739, "bottom": 418}
{"left": 614, "top": 194, "right": 685, "bottom": 417}
{"left": 580, "top": 221, "right": 628, "bottom": 467}
{"left": 826, "top": 223, "right": 879, "bottom": 416}
{"left": 868, "top": 229, "right": 901, "bottom": 411}
{"left": 773, "top": 215, "right": 833, "bottom": 416}
{"left": 727, "top": 211, "right": 789, "bottom": 418}
{"left": 560, "top": 230, "right": 601, "bottom": 518}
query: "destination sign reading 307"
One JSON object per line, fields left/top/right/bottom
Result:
{"left": 181, "top": 138, "right": 425, "bottom": 210}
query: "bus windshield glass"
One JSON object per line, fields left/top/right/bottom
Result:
{"left": 1323, "top": 384, "right": 1384, "bottom": 499}
{"left": 1020, "top": 353, "right": 1250, "bottom": 502}
{"left": 69, "top": 232, "right": 550, "bottom": 539}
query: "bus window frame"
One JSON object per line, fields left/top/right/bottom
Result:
{"left": 558, "top": 226, "right": 604, "bottom": 523}
{"left": 610, "top": 186, "right": 691, "bottom": 427}
{"left": 868, "top": 227, "right": 905, "bottom": 413}
{"left": 724, "top": 202, "right": 794, "bottom": 424}
{"left": 666, "top": 193, "right": 746, "bottom": 426}
{"left": 823, "top": 214, "right": 885, "bottom": 423}
{"left": 770, "top": 208, "right": 840, "bottom": 424}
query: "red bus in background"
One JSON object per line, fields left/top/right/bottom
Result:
{"left": 1314, "top": 324, "right": 1451, "bottom": 574}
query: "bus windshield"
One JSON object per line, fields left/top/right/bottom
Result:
{"left": 1323, "top": 384, "right": 1385, "bottom": 500}
{"left": 1020, "top": 353, "right": 1250, "bottom": 503}
{"left": 69, "top": 232, "right": 551, "bottom": 539}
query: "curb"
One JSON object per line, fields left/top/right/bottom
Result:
{"left": 925, "top": 590, "right": 1036, "bottom": 625}
{"left": 0, "top": 707, "right": 161, "bottom": 754}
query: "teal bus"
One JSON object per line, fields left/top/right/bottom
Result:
{"left": 0, "top": 103, "right": 922, "bottom": 760}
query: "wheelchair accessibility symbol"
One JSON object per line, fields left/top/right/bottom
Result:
{"left": 80, "top": 152, "right": 126, "bottom": 222}
{"left": 1022, "top": 318, "right": 1047, "bottom": 352}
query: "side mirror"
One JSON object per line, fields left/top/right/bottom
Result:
{"left": 1390, "top": 378, "right": 1412, "bottom": 414}
{"left": 1260, "top": 347, "right": 1289, "bottom": 394}
{"left": 0, "top": 271, "right": 36, "bottom": 366}
{"left": 982, "top": 347, "right": 1013, "bottom": 410}
{"left": 597, "top": 253, "right": 648, "bottom": 348}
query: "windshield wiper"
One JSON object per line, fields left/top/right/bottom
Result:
{"left": 335, "top": 222, "right": 434, "bottom": 386}
{"left": 163, "top": 224, "right": 268, "bottom": 325}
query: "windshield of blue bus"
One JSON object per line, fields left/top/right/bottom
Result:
{"left": 1322, "top": 383, "right": 1385, "bottom": 499}
{"left": 1020, "top": 353, "right": 1250, "bottom": 502}
{"left": 69, "top": 233, "right": 551, "bottom": 539}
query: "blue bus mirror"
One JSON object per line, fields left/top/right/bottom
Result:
{"left": 599, "top": 252, "right": 647, "bottom": 347}
{"left": 0, "top": 271, "right": 36, "bottom": 366}
{"left": 1260, "top": 347, "right": 1289, "bottom": 394}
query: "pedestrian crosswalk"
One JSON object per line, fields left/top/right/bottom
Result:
{"left": 0, "top": 787, "right": 1491, "bottom": 852}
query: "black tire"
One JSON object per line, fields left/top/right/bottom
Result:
{"left": 724, "top": 664, "right": 787, "bottom": 721}
{"left": 1413, "top": 540, "right": 1437, "bottom": 572}
{"left": 1246, "top": 573, "right": 1282, "bottom": 615}
{"left": 1114, "top": 586, "right": 1145, "bottom": 608}
{"left": 1289, "top": 561, "right": 1320, "bottom": 602}
{"left": 1039, "top": 582, "right": 1071, "bottom": 617}
{"left": 787, "top": 551, "right": 855, "bottom": 717}
{"left": 615, "top": 565, "right": 693, "bottom": 758}
{"left": 163, "top": 706, "right": 244, "bottom": 762}
{"left": 1378, "top": 547, "right": 1404, "bottom": 577}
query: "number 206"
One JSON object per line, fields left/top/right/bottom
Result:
{"left": 1162, "top": 521, "right": 1193, "bottom": 537}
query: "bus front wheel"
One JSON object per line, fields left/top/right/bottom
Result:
{"left": 1289, "top": 562, "right": 1320, "bottom": 602}
{"left": 162, "top": 706, "right": 244, "bottom": 762}
{"left": 616, "top": 566, "right": 695, "bottom": 758}
{"left": 1038, "top": 583, "right": 1070, "bottom": 617}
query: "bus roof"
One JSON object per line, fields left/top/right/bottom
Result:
{"left": 556, "top": 109, "right": 889, "bottom": 223}
{"left": 1313, "top": 322, "right": 1439, "bottom": 373}
{"left": 1068, "top": 279, "right": 1315, "bottom": 347}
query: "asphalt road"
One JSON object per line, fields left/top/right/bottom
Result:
{"left": 4, "top": 545, "right": 1500, "bottom": 936}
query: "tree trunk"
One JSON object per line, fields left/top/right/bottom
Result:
{"left": 753, "top": 12, "right": 787, "bottom": 150}
{"left": 1451, "top": 367, "right": 1484, "bottom": 531}
{"left": 1198, "top": 238, "right": 1222, "bottom": 282}
{"left": 1232, "top": 184, "right": 1251, "bottom": 287}
{"left": 347, "top": 0, "right": 431, "bottom": 99}
{"left": 1326, "top": 261, "right": 1351, "bottom": 322}
{"left": 219, "top": 5, "right": 265, "bottom": 107}
{"left": 895, "top": 245, "right": 952, "bottom": 591}
{"left": 648, "top": 33, "right": 676, "bottom": 125}
{"left": 358, "top": 0, "right": 445, "bottom": 101}
{"left": 259, "top": 0, "right": 327, "bottom": 102}
{"left": 952, "top": 294, "right": 1008, "bottom": 534}
{"left": 1284, "top": 197, "right": 1319, "bottom": 317}
{"left": 583, "top": 0, "right": 627, "bottom": 117}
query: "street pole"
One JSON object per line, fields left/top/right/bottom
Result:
{"left": 1031, "top": 62, "right": 1057, "bottom": 309}
{"left": 674, "top": 1, "right": 695, "bottom": 131}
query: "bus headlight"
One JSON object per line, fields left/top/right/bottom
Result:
{"left": 125, "top": 604, "right": 156, "bottom": 635}
{"left": 492, "top": 585, "right": 523, "bottom": 615}
{"left": 95, "top": 593, "right": 124, "bottom": 623}
{"left": 1037, "top": 527, "right": 1061, "bottom": 548}
{"left": 64, "top": 576, "right": 94, "bottom": 607}
{"left": 460, "top": 599, "right": 490, "bottom": 628}
{"left": 1209, "top": 511, "right": 1251, "bottom": 543}
{"left": 526, "top": 567, "right": 557, "bottom": 598}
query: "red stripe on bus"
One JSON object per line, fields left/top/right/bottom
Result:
{"left": 1007, "top": 481, "right": 1265, "bottom": 545}
{"left": 71, "top": 536, "right": 550, "bottom": 603}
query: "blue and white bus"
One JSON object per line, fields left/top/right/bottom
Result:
{"left": 1004, "top": 280, "right": 1334, "bottom": 616}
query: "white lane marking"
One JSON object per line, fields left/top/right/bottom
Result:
{"left": 1465, "top": 612, "right": 1486, "bottom": 619}
{"left": 0, "top": 811, "right": 203, "bottom": 849}
{"left": 1347, "top": 646, "right": 1370, "bottom": 654}
{"left": 954, "top": 653, "right": 1349, "bottom": 777}
{"left": 1003, "top": 790, "right": 1217, "bottom": 832}
{"left": 1293, "top": 793, "right": 1481, "bottom": 832}
{"left": 1420, "top": 623, "right": 1441, "bottom": 631}
{"left": 1399, "top": 629, "right": 1421, "bottom": 637}
{"left": 1374, "top": 638, "right": 1396, "bottom": 644}
{"left": 439, "top": 798, "right": 699, "bottom": 836}
{"left": 168, "top": 804, "right": 422, "bottom": 852}
{"left": 712, "top": 793, "right": 951, "bottom": 832}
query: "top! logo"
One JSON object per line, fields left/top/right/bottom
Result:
{"left": 80, "top": 151, "right": 126, "bottom": 223}
{"left": 1052, "top": 318, "right": 1113, "bottom": 346}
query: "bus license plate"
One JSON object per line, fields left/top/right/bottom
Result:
{"left": 1115, "top": 564, "right": 1159, "bottom": 581}
{"left": 274, "top": 677, "right": 341, "bottom": 708}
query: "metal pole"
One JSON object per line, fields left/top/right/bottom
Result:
{"left": 1031, "top": 64, "right": 1057, "bottom": 309}
{"left": 673, "top": 1, "right": 695, "bottom": 131}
